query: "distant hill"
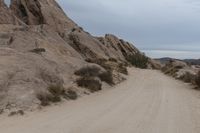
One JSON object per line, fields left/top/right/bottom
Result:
{"left": 183, "top": 59, "right": 200, "bottom": 65}
{"left": 156, "top": 57, "right": 200, "bottom": 65}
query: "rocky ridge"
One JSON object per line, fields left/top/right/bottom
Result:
{"left": 0, "top": 0, "right": 156, "bottom": 113}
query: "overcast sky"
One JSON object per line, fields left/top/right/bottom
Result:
{"left": 5, "top": 0, "right": 200, "bottom": 59}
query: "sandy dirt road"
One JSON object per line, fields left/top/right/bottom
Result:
{"left": 1, "top": 68, "right": 200, "bottom": 133}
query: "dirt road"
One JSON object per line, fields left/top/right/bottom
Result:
{"left": 1, "top": 68, "right": 200, "bottom": 133}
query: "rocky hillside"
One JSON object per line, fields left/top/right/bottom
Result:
{"left": 0, "top": 0, "right": 155, "bottom": 114}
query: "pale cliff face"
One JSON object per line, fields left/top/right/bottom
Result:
{"left": 0, "top": 0, "right": 148, "bottom": 113}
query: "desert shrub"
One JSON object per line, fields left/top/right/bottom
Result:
{"left": 85, "top": 58, "right": 128, "bottom": 75}
{"left": 37, "top": 84, "right": 65, "bottom": 106}
{"left": 179, "top": 72, "right": 195, "bottom": 83}
{"left": 37, "top": 93, "right": 52, "bottom": 106}
{"left": 48, "top": 85, "right": 64, "bottom": 102}
{"left": 8, "top": 110, "right": 24, "bottom": 117}
{"left": 74, "top": 66, "right": 100, "bottom": 77}
{"left": 109, "top": 58, "right": 118, "bottom": 62}
{"left": 99, "top": 70, "right": 114, "bottom": 85}
{"left": 195, "top": 71, "right": 200, "bottom": 87}
{"left": 126, "top": 53, "right": 148, "bottom": 69}
{"left": 164, "top": 68, "right": 178, "bottom": 75}
{"left": 0, "top": 109, "right": 3, "bottom": 114}
{"left": 63, "top": 89, "right": 78, "bottom": 100}
{"left": 77, "top": 77, "right": 102, "bottom": 92}
{"left": 75, "top": 65, "right": 114, "bottom": 85}
{"left": 118, "top": 63, "right": 128, "bottom": 75}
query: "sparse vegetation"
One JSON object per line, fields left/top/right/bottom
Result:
{"left": 99, "top": 70, "right": 114, "bottom": 85}
{"left": 8, "top": 110, "right": 24, "bottom": 116}
{"left": 179, "top": 72, "right": 195, "bottom": 83}
{"left": 126, "top": 53, "right": 148, "bottom": 69}
{"left": 118, "top": 63, "right": 128, "bottom": 75}
{"left": 63, "top": 87, "right": 78, "bottom": 100}
{"left": 195, "top": 71, "right": 200, "bottom": 87}
{"left": 48, "top": 85, "right": 64, "bottom": 102}
{"left": 37, "top": 93, "right": 52, "bottom": 106}
{"left": 37, "top": 85, "right": 65, "bottom": 106}
{"left": 75, "top": 65, "right": 114, "bottom": 85}
{"left": 85, "top": 58, "right": 128, "bottom": 75}
{"left": 74, "top": 65, "right": 100, "bottom": 77}
{"left": 77, "top": 77, "right": 102, "bottom": 92}
{"left": 109, "top": 58, "right": 118, "bottom": 62}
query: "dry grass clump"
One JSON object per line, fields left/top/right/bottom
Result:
{"left": 63, "top": 88, "right": 78, "bottom": 100}
{"left": 179, "top": 72, "right": 195, "bottom": 83}
{"left": 99, "top": 70, "right": 114, "bottom": 85}
{"left": 74, "top": 65, "right": 100, "bottom": 77}
{"left": 85, "top": 58, "right": 128, "bottom": 75}
{"left": 75, "top": 65, "right": 114, "bottom": 85}
{"left": 37, "top": 84, "right": 64, "bottom": 106}
{"left": 195, "top": 71, "right": 200, "bottom": 87}
{"left": 77, "top": 77, "right": 102, "bottom": 92}
{"left": 8, "top": 110, "right": 24, "bottom": 116}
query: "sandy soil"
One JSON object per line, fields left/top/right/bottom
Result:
{"left": 1, "top": 68, "right": 200, "bottom": 133}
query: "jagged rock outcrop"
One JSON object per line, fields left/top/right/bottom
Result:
{"left": 10, "top": 0, "right": 77, "bottom": 32}
{"left": 0, "top": 0, "right": 19, "bottom": 24}
{"left": 0, "top": 0, "right": 154, "bottom": 113}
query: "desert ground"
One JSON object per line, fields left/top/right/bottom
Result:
{"left": 0, "top": 68, "right": 200, "bottom": 133}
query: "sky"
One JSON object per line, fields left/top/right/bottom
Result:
{"left": 5, "top": 0, "right": 200, "bottom": 59}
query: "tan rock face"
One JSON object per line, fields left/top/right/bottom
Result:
{"left": 10, "top": 0, "right": 45, "bottom": 25}
{"left": 0, "top": 0, "right": 17, "bottom": 24}
{"left": 0, "top": 0, "right": 149, "bottom": 112}
{"left": 10, "top": 0, "right": 77, "bottom": 32}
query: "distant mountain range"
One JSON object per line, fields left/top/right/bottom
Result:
{"left": 156, "top": 57, "right": 200, "bottom": 65}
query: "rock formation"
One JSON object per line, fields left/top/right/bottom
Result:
{"left": 0, "top": 0, "right": 155, "bottom": 113}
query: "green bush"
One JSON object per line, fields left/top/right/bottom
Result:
{"left": 126, "top": 53, "right": 148, "bottom": 69}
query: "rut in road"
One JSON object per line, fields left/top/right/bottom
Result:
{"left": 0, "top": 68, "right": 200, "bottom": 133}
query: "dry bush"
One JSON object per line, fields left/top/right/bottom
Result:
{"left": 37, "top": 93, "right": 52, "bottom": 106}
{"left": 108, "top": 58, "right": 118, "bottom": 62}
{"left": 74, "top": 65, "right": 100, "bottom": 77}
{"left": 48, "top": 85, "right": 64, "bottom": 102}
{"left": 195, "top": 71, "right": 200, "bottom": 87}
{"left": 75, "top": 65, "right": 114, "bottom": 85}
{"left": 37, "top": 84, "right": 65, "bottom": 106}
{"left": 77, "top": 77, "right": 102, "bottom": 92}
{"left": 179, "top": 72, "right": 195, "bottom": 83}
{"left": 85, "top": 58, "right": 128, "bottom": 75}
{"left": 99, "top": 70, "right": 114, "bottom": 85}
{"left": 8, "top": 110, "right": 24, "bottom": 117}
{"left": 126, "top": 53, "right": 148, "bottom": 69}
{"left": 63, "top": 89, "right": 78, "bottom": 100}
{"left": 118, "top": 63, "right": 128, "bottom": 75}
